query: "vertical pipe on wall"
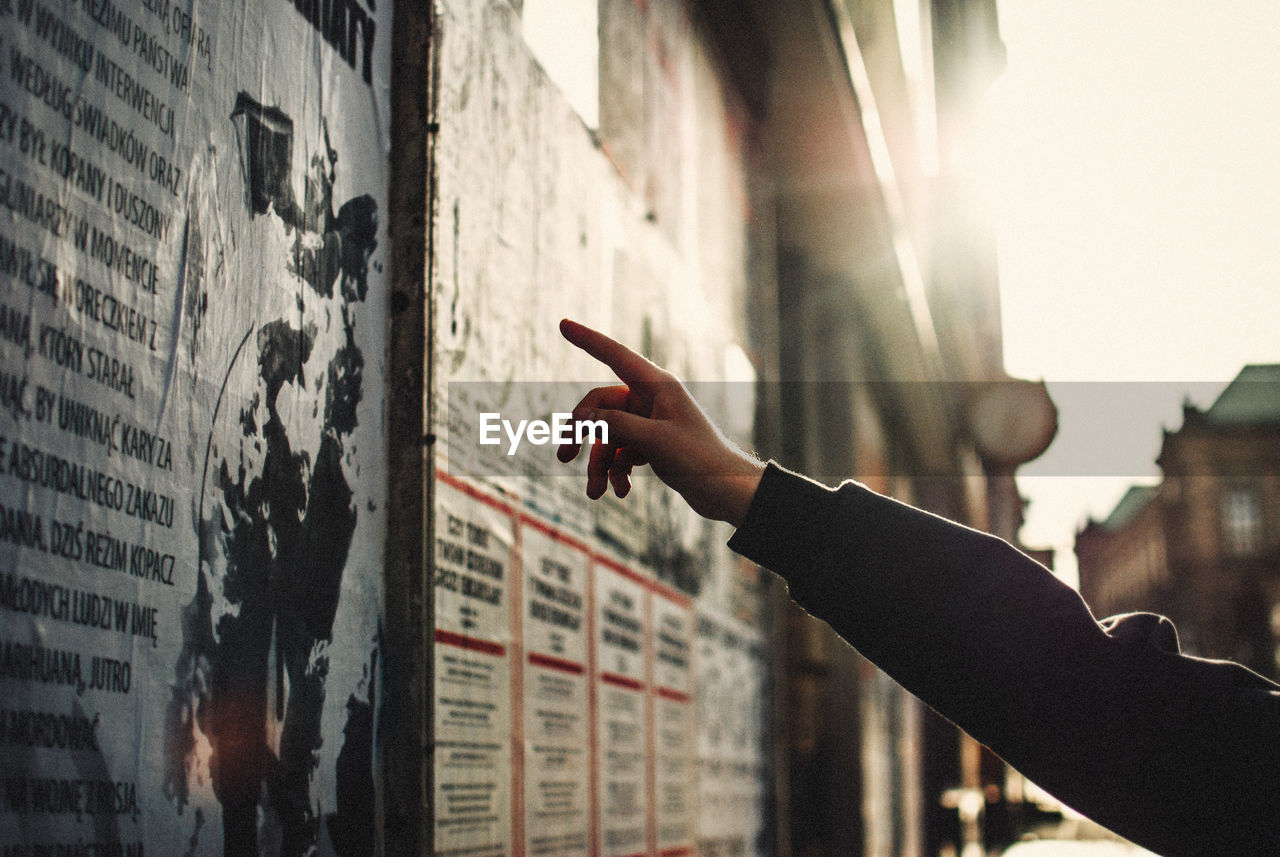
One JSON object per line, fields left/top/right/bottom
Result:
{"left": 383, "top": 3, "right": 434, "bottom": 854}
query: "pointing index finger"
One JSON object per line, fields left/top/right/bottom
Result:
{"left": 560, "top": 319, "right": 665, "bottom": 388}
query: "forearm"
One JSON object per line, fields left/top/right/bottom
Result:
{"left": 727, "top": 462, "right": 1280, "bottom": 855}
{"left": 726, "top": 462, "right": 1099, "bottom": 731}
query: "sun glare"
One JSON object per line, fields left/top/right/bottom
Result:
{"left": 984, "top": 0, "right": 1280, "bottom": 578}
{"left": 986, "top": 1, "right": 1280, "bottom": 384}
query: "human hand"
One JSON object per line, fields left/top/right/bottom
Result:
{"left": 557, "top": 319, "right": 765, "bottom": 527}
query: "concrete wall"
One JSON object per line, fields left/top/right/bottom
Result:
{"left": 425, "top": 3, "right": 776, "bottom": 857}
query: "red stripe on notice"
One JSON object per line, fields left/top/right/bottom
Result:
{"left": 529, "top": 652, "right": 585, "bottom": 675}
{"left": 600, "top": 672, "right": 644, "bottom": 692}
{"left": 434, "top": 629, "right": 505, "bottom": 657}
{"left": 656, "top": 687, "right": 690, "bottom": 704}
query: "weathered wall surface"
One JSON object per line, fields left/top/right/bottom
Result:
{"left": 0, "top": 1, "right": 391, "bottom": 854}
{"left": 428, "top": 3, "right": 773, "bottom": 857}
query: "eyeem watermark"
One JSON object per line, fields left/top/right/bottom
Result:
{"left": 479, "top": 412, "right": 608, "bottom": 456}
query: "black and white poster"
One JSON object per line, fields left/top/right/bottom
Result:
{"left": 0, "top": 1, "right": 391, "bottom": 854}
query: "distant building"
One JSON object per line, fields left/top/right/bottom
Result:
{"left": 1076, "top": 365, "right": 1280, "bottom": 678}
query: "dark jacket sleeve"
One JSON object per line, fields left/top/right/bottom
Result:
{"left": 728, "top": 462, "right": 1280, "bottom": 857}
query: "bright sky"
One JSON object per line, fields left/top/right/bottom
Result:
{"left": 984, "top": 1, "right": 1280, "bottom": 584}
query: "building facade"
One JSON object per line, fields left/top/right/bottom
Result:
{"left": 1077, "top": 365, "right": 1280, "bottom": 679}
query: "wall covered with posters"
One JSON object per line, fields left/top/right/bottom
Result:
{"left": 1, "top": 0, "right": 779, "bottom": 854}
{"left": 0, "top": 0, "right": 391, "bottom": 854}
{"left": 428, "top": 3, "right": 774, "bottom": 857}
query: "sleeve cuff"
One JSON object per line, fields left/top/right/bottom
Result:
{"left": 727, "top": 461, "right": 852, "bottom": 574}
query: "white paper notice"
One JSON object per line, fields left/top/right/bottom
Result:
{"left": 695, "top": 610, "right": 768, "bottom": 857}
{"left": 519, "top": 519, "right": 590, "bottom": 857}
{"left": 593, "top": 559, "right": 649, "bottom": 857}
{"left": 434, "top": 475, "right": 516, "bottom": 857}
{"left": 652, "top": 591, "right": 695, "bottom": 857}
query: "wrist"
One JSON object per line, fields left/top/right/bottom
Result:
{"left": 716, "top": 453, "right": 766, "bottom": 528}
